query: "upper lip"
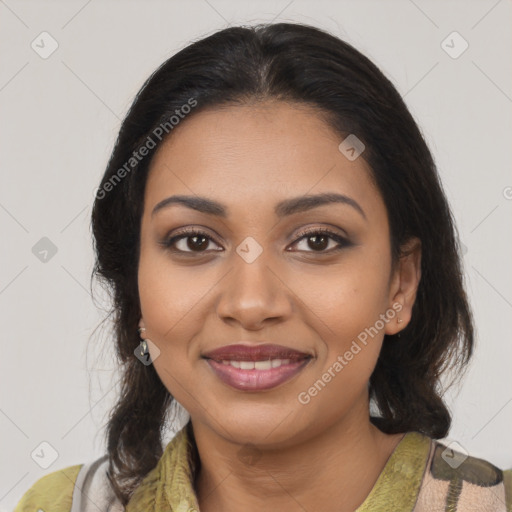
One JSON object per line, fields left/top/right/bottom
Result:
{"left": 202, "top": 343, "right": 312, "bottom": 362}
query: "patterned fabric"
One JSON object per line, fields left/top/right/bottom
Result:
{"left": 14, "top": 424, "right": 512, "bottom": 511}
{"left": 415, "top": 442, "right": 512, "bottom": 511}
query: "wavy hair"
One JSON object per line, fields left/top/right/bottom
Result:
{"left": 90, "top": 22, "right": 474, "bottom": 505}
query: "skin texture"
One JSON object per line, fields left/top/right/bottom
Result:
{"left": 137, "top": 100, "right": 422, "bottom": 512}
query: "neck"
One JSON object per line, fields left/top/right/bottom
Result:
{"left": 192, "top": 404, "right": 404, "bottom": 512}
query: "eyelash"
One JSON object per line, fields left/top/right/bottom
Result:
{"left": 160, "top": 227, "right": 350, "bottom": 255}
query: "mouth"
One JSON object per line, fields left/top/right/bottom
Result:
{"left": 202, "top": 343, "right": 313, "bottom": 391}
{"left": 202, "top": 343, "right": 312, "bottom": 361}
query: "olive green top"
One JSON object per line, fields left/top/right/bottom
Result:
{"left": 14, "top": 426, "right": 512, "bottom": 511}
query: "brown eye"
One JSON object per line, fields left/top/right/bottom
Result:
{"left": 183, "top": 234, "right": 210, "bottom": 251}
{"left": 161, "top": 229, "right": 222, "bottom": 253}
{"left": 291, "top": 228, "right": 350, "bottom": 253}
{"left": 305, "top": 233, "right": 330, "bottom": 251}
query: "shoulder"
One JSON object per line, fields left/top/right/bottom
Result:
{"left": 14, "top": 454, "right": 121, "bottom": 512}
{"left": 415, "top": 438, "right": 512, "bottom": 511}
{"left": 14, "top": 463, "right": 84, "bottom": 512}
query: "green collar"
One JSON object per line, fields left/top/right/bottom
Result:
{"left": 126, "top": 425, "right": 200, "bottom": 512}
{"left": 356, "top": 431, "right": 431, "bottom": 510}
{"left": 126, "top": 426, "right": 431, "bottom": 511}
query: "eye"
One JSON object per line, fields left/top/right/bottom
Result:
{"left": 290, "top": 227, "right": 350, "bottom": 253}
{"left": 160, "top": 228, "right": 222, "bottom": 254}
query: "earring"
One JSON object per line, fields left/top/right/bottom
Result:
{"left": 138, "top": 327, "right": 149, "bottom": 358}
{"left": 396, "top": 316, "right": 402, "bottom": 338}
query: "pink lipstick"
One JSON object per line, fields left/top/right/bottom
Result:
{"left": 202, "top": 343, "right": 312, "bottom": 391}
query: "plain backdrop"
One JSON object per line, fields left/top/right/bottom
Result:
{"left": 1, "top": 0, "right": 511, "bottom": 510}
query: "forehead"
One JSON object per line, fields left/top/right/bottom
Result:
{"left": 144, "top": 101, "right": 385, "bottom": 223}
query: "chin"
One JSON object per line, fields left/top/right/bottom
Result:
{"left": 210, "top": 406, "right": 305, "bottom": 447}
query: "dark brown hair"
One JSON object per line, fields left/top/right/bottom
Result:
{"left": 90, "top": 22, "right": 474, "bottom": 505}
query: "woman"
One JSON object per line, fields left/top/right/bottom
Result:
{"left": 15, "top": 22, "right": 511, "bottom": 512}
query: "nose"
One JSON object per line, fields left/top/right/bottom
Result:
{"left": 215, "top": 247, "right": 293, "bottom": 330}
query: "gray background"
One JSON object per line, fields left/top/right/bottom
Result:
{"left": 1, "top": 0, "right": 511, "bottom": 510}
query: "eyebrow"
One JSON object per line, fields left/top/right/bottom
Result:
{"left": 151, "top": 192, "right": 367, "bottom": 221}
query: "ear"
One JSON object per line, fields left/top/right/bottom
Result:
{"left": 385, "top": 237, "right": 422, "bottom": 336}
{"left": 138, "top": 318, "right": 146, "bottom": 333}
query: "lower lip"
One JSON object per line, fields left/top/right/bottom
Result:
{"left": 205, "top": 358, "right": 311, "bottom": 391}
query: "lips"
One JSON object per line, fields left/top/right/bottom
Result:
{"left": 202, "top": 343, "right": 312, "bottom": 391}
{"left": 202, "top": 343, "right": 311, "bottom": 362}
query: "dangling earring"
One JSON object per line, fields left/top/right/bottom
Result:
{"left": 137, "top": 327, "right": 150, "bottom": 359}
{"left": 136, "top": 325, "right": 161, "bottom": 364}
{"left": 396, "top": 316, "right": 402, "bottom": 338}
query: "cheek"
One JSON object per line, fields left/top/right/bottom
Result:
{"left": 138, "top": 245, "right": 210, "bottom": 337}
{"left": 295, "top": 275, "right": 387, "bottom": 421}
{"left": 138, "top": 270, "right": 206, "bottom": 412}
{"left": 292, "top": 249, "right": 392, "bottom": 401}
{"left": 137, "top": 247, "right": 225, "bottom": 409}
{"left": 298, "top": 249, "right": 391, "bottom": 341}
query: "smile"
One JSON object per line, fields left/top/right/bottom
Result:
{"left": 204, "top": 356, "right": 311, "bottom": 391}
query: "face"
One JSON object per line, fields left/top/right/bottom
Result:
{"left": 137, "top": 100, "right": 418, "bottom": 448}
